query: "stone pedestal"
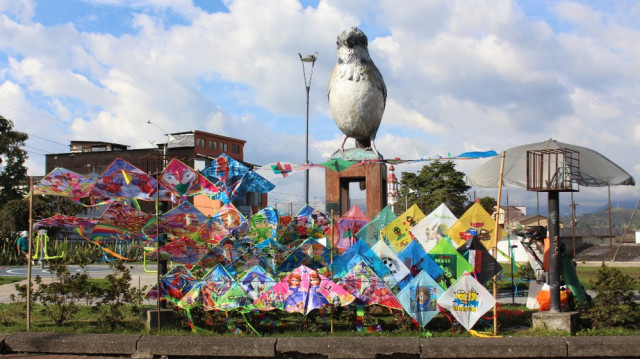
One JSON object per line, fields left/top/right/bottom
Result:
{"left": 532, "top": 311, "right": 580, "bottom": 334}
{"left": 144, "top": 308, "right": 180, "bottom": 331}
{"left": 325, "top": 162, "right": 387, "bottom": 220}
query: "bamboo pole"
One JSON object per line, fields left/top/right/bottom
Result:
{"left": 27, "top": 177, "right": 33, "bottom": 332}
{"left": 493, "top": 152, "right": 506, "bottom": 336}
{"left": 330, "top": 209, "right": 334, "bottom": 334}
{"left": 156, "top": 172, "right": 161, "bottom": 332}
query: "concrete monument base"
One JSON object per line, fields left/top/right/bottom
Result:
{"left": 532, "top": 311, "right": 580, "bottom": 334}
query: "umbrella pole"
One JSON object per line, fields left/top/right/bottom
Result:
{"left": 492, "top": 151, "right": 505, "bottom": 336}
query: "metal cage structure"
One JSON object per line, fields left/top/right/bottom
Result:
{"left": 526, "top": 148, "right": 580, "bottom": 192}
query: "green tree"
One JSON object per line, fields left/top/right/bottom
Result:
{"left": 479, "top": 196, "right": 497, "bottom": 214}
{"left": 0, "top": 196, "right": 83, "bottom": 240}
{"left": 0, "top": 115, "right": 28, "bottom": 206}
{"left": 399, "top": 161, "right": 471, "bottom": 217}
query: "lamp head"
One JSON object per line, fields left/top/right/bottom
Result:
{"left": 299, "top": 52, "right": 318, "bottom": 62}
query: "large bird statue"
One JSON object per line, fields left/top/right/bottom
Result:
{"left": 328, "top": 27, "right": 387, "bottom": 158}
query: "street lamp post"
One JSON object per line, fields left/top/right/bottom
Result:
{"left": 299, "top": 52, "right": 318, "bottom": 206}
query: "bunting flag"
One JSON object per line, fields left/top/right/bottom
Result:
{"left": 355, "top": 206, "right": 397, "bottom": 247}
{"left": 397, "top": 240, "right": 443, "bottom": 290}
{"left": 335, "top": 205, "right": 369, "bottom": 254}
{"left": 33, "top": 167, "right": 96, "bottom": 198}
{"left": 437, "top": 273, "right": 496, "bottom": 331}
{"left": 410, "top": 203, "right": 457, "bottom": 253}
{"left": 446, "top": 202, "right": 504, "bottom": 250}
{"left": 371, "top": 239, "right": 410, "bottom": 287}
{"left": 397, "top": 270, "right": 445, "bottom": 328}
{"left": 428, "top": 238, "right": 474, "bottom": 290}
{"left": 457, "top": 236, "right": 502, "bottom": 285}
{"left": 339, "top": 260, "right": 402, "bottom": 310}
{"left": 382, "top": 204, "right": 426, "bottom": 252}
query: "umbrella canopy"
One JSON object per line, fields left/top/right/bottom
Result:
{"left": 466, "top": 139, "right": 635, "bottom": 188}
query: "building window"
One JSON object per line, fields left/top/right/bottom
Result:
{"left": 197, "top": 138, "right": 205, "bottom": 147}
{"left": 209, "top": 140, "right": 217, "bottom": 150}
{"left": 232, "top": 144, "right": 240, "bottom": 154}
{"left": 221, "top": 142, "right": 228, "bottom": 152}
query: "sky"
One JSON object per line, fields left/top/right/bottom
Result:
{"left": 1, "top": 0, "right": 638, "bottom": 215}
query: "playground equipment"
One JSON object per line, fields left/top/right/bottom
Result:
{"left": 32, "top": 230, "right": 67, "bottom": 264}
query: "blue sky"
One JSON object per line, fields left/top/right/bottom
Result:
{"left": 1, "top": 0, "right": 638, "bottom": 213}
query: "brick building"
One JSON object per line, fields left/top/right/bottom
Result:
{"left": 45, "top": 130, "right": 267, "bottom": 216}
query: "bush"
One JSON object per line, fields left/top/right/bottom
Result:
{"left": 582, "top": 263, "right": 640, "bottom": 329}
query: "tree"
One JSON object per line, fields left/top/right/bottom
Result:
{"left": 0, "top": 115, "right": 28, "bottom": 206}
{"left": 399, "top": 161, "right": 471, "bottom": 217}
{"left": 0, "top": 196, "right": 83, "bottom": 241}
{"left": 479, "top": 196, "right": 497, "bottom": 214}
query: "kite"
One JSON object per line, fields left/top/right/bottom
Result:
{"left": 437, "top": 273, "right": 496, "bottom": 331}
{"left": 356, "top": 206, "right": 396, "bottom": 247}
{"left": 146, "top": 266, "right": 197, "bottom": 304}
{"left": 143, "top": 201, "right": 208, "bottom": 242}
{"left": 382, "top": 204, "right": 426, "bottom": 252}
{"left": 397, "top": 240, "right": 443, "bottom": 290}
{"left": 371, "top": 239, "right": 410, "bottom": 287}
{"left": 200, "top": 153, "right": 274, "bottom": 205}
{"left": 331, "top": 240, "right": 394, "bottom": 285}
{"left": 248, "top": 207, "right": 280, "bottom": 243}
{"left": 255, "top": 265, "right": 354, "bottom": 315}
{"left": 33, "top": 167, "right": 95, "bottom": 198}
{"left": 239, "top": 265, "right": 277, "bottom": 302}
{"left": 396, "top": 270, "right": 445, "bottom": 328}
{"left": 277, "top": 238, "right": 331, "bottom": 273}
{"left": 428, "top": 238, "right": 474, "bottom": 290}
{"left": 446, "top": 202, "right": 505, "bottom": 250}
{"left": 279, "top": 205, "right": 331, "bottom": 245}
{"left": 97, "top": 200, "right": 153, "bottom": 234}
{"left": 319, "top": 158, "right": 356, "bottom": 172}
{"left": 160, "top": 158, "right": 218, "bottom": 199}
{"left": 340, "top": 260, "right": 402, "bottom": 310}
{"left": 335, "top": 205, "right": 369, "bottom": 255}
{"left": 457, "top": 236, "right": 502, "bottom": 285}
{"left": 410, "top": 203, "right": 457, "bottom": 253}
{"left": 157, "top": 237, "right": 210, "bottom": 268}
{"left": 91, "top": 158, "right": 171, "bottom": 201}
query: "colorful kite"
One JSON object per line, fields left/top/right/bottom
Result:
{"left": 339, "top": 260, "right": 402, "bottom": 310}
{"left": 356, "top": 206, "right": 396, "bottom": 247}
{"left": 143, "top": 201, "right": 208, "bottom": 242}
{"left": 410, "top": 203, "right": 457, "bottom": 253}
{"left": 239, "top": 265, "right": 277, "bottom": 302}
{"left": 397, "top": 240, "right": 443, "bottom": 290}
{"left": 91, "top": 158, "right": 171, "bottom": 201}
{"left": 146, "top": 266, "right": 197, "bottom": 304}
{"left": 446, "top": 202, "right": 504, "bottom": 250}
{"left": 428, "top": 238, "right": 474, "bottom": 290}
{"left": 158, "top": 237, "right": 210, "bottom": 268}
{"left": 331, "top": 239, "right": 394, "bottom": 284}
{"left": 255, "top": 265, "right": 354, "bottom": 315}
{"left": 397, "top": 270, "right": 445, "bottom": 328}
{"left": 457, "top": 236, "right": 502, "bottom": 285}
{"left": 279, "top": 205, "right": 331, "bottom": 245}
{"left": 371, "top": 239, "right": 410, "bottom": 287}
{"left": 33, "top": 167, "right": 95, "bottom": 198}
{"left": 437, "top": 273, "right": 496, "bottom": 331}
{"left": 277, "top": 238, "right": 331, "bottom": 273}
{"left": 335, "top": 205, "right": 369, "bottom": 254}
{"left": 97, "top": 200, "right": 153, "bottom": 234}
{"left": 160, "top": 158, "right": 218, "bottom": 199}
{"left": 200, "top": 153, "right": 274, "bottom": 205}
{"left": 382, "top": 204, "right": 426, "bottom": 252}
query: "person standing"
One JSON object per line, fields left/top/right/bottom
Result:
{"left": 16, "top": 231, "right": 30, "bottom": 264}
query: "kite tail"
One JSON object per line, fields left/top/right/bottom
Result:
{"left": 240, "top": 312, "right": 261, "bottom": 336}
{"left": 437, "top": 304, "right": 457, "bottom": 334}
{"left": 354, "top": 306, "right": 381, "bottom": 332}
{"left": 469, "top": 329, "right": 502, "bottom": 338}
{"left": 257, "top": 313, "right": 285, "bottom": 328}
{"left": 221, "top": 311, "right": 243, "bottom": 335}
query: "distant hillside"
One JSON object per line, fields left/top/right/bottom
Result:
{"left": 561, "top": 207, "right": 640, "bottom": 230}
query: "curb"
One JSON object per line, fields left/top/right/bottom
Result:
{"left": 1, "top": 333, "right": 639, "bottom": 358}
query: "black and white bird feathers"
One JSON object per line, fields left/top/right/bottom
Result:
{"left": 328, "top": 27, "right": 387, "bottom": 156}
